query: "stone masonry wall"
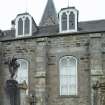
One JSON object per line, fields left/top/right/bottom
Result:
{"left": 0, "top": 42, "right": 4, "bottom": 105}
{"left": 47, "top": 34, "right": 90, "bottom": 105}
{"left": 1, "top": 39, "right": 37, "bottom": 105}
{"left": 1, "top": 32, "right": 105, "bottom": 105}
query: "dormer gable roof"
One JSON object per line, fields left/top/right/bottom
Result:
{"left": 15, "top": 12, "right": 38, "bottom": 38}
{"left": 59, "top": 6, "right": 78, "bottom": 33}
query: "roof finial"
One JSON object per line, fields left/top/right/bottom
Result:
{"left": 68, "top": 0, "right": 70, "bottom": 7}
{"left": 25, "top": 0, "right": 28, "bottom": 13}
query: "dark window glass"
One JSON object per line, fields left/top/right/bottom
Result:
{"left": 18, "top": 18, "right": 23, "bottom": 35}
{"left": 69, "top": 12, "right": 75, "bottom": 29}
{"left": 61, "top": 13, "right": 67, "bottom": 31}
{"left": 25, "top": 17, "right": 30, "bottom": 34}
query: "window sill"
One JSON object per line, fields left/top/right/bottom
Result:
{"left": 58, "top": 95, "right": 79, "bottom": 98}
{"left": 16, "top": 34, "right": 31, "bottom": 37}
{"left": 59, "top": 29, "right": 77, "bottom": 33}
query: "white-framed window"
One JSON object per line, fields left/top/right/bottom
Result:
{"left": 69, "top": 12, "right": 75, "bottom": 29}
{"left": 18, "top": 18, "right": 23, "bottom": 35}
{"left": 15, "top": 14, "right": 32, "bottom": 37}
{"left": 59, "top": 7, "right": 78, "bottom": 33}
{"left": 61, "top": 12, "right": 67, "bottom": 31}
{"left": 25, "top": 17, "right": 30, "bottom": 34}
{"left": 59, "top": 56, "right": 77, "bottom": 96}
{"left": 16, "top": 59, "right": 28, "bottom": 93}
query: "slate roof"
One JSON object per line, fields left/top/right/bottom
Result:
{"left": 38, "top": 19, "right": 105, "bottom": 36}
{"left": 39, "top": 0, "right": 58, "bottom": 26}
{"left": 1, "top": 19, "right": 105, "bottom": 41}
{"left": 78, "top": 19, "right": 105, "bottom": 33}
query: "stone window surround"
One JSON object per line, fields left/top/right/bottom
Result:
{"left": 59, "top": 8, "right": 78, "bottom": 33}
{"left": 15, "top": 15, "right": 32, "bottom": 38}
{"left": 16, "top": 59, "right": 29, "bottom": 94}
{"left": 59, "top": 56, "right": 78, "bottom": 96}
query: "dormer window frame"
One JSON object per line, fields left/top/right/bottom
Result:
{"left": 59, "top": 8, "right": 78, "bottom": 33}
{"left": 16, "top": 15, "right": 32, "bottom": 38}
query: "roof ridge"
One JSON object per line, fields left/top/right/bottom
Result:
{"left": 79, "top": 19, "right": 105, "bottom": 23}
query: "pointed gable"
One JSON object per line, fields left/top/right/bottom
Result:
{"left": 39, "top": 0, "right": 58, "bottom": 26}
{"left": 15, "top": 12, "right": 38, "bottom": 38}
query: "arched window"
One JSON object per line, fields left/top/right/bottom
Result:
{"left": 24, "top": 17, "right": 30, "bottom": 34}
{"left": 59, "top": 56, "right": 77, "bottom": 95}
{"left": 69, "top": 12, "right": 75, "bottom": 29}
{"left": 16, "top": 14, "right": 33, "bottom": 38}
{"left": 16, "top": 59, "right": 28, "bottom": 86}
{"left": 61, "top": 12, "right": 67, "bottom": 31}
{"left": 18, "top": 18, "right": 23, "bottom": 35}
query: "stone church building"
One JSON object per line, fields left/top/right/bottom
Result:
{"left": 0, "top": 0, "right": 105, "bottom": 105}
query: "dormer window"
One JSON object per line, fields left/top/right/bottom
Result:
{"left": 59, "top": 7, "right": 78, "bottom": 33}
{"left": 69, "top": 12, "right": 75, "bottom": 29}
{"left": 18, "top": 18, "right": 23, "bottom": 35}
{"left": 62, "top": 12, "right": 67, "bottom": 31}
{"left": 15, "top": 13, "right": 32, "bottom": 38}
{"left": 25, "top": 17, "right": 30, "bottom": 34}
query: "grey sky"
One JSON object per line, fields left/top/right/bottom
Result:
{"left": 0, "top": 0, "right": 105, "bottom": 30}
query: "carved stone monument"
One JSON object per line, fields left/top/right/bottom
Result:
{"left": 5, "top": 57, "right": 20, "bottom": 105}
